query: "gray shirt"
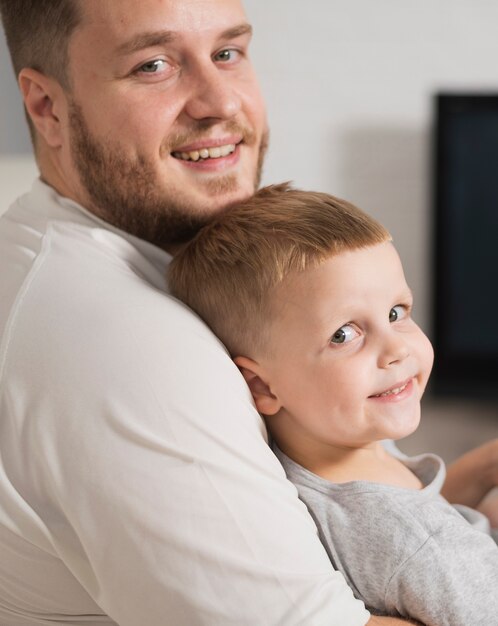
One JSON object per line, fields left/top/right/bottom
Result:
{"left": 274, "top": 446, "right": 498, "bottom": 626}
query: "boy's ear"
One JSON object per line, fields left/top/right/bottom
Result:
{"left": 19, "top": 68, "right": 66, "bottom": 148}
{"left": 234, "top": 356, "right": 283, "bottom": 416}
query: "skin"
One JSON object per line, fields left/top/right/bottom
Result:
{"left": 370, "top": 620, "right": 422, "bottom": 626}
{"left": 442, "top": 439, "right": 498, "bottom": 514}
{"left": 237, "top": 242, "right": 434, "bottom": 486}
{"left": 19, "top": 0, "right": 268, "bottom": 247}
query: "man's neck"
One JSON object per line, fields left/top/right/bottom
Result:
{"left": 38, "top": 150, "right": 88, "bottom": 212}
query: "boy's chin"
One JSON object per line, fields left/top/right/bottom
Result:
{"left": 384, "top": 407, "right": 421, "bottom": 442}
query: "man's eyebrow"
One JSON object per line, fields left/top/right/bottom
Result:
{"left": 116, "top": 30, "right": 176, "bottom": 56}
{"left": 219, "top": 23, "right": 253, "bottom": 40}
{"left": 115, "top": 23, "right": 252, "bottom": 57}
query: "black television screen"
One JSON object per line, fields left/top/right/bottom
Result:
{"left": 432, "top": 93, "right": 498, "bottom": 397}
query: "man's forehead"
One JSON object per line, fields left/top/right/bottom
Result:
{"left": 114, "top": 23, "right": 252, "bottom": 58}
{"left": 77, "top": 0, "right": 248, "bottom": 39}
{"left": 68, "top": 0, "right": 250, "bottom": 75}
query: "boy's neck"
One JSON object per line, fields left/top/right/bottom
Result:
{"left": 279, "top": 440, "right": 423, "bottom": 490}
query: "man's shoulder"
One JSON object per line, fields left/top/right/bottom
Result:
{"left": 6, "top": 218, "right": 223, "bottom": 351}
{"left": 0, "top": 202, "right": 258, "bottom": 463}
{"left": 1, "top": 201, "right": 234, "bottom": 400}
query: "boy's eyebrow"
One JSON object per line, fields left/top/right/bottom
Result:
{"left": 115, "top": 23, "right": 252, "bottom": 57}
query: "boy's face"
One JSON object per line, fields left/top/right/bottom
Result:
{"left": 260, "top": 242, "right": 434, "bottom": 461}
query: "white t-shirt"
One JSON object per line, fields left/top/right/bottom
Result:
{"left": 0, "top": 180, "right": 369, "bottom": 626}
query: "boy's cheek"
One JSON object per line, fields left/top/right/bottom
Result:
{"left": 422, "top": 334, "right": 435, "bottom": 377}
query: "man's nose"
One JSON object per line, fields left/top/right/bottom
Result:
{"left": 377, "top": 332, "right": 410, "bottom": 369}
{"left": 183, "top": 62, "right": 242, "bottom": 121}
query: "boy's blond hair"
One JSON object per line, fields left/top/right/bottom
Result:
{"left": 168, "top": 183, "right": 390, "bottom": 357}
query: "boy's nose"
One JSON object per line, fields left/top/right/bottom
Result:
{"left": 377, "top": 334, "right": 410, "bottom": 369}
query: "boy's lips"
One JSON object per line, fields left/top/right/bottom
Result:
{"left": 368, "top": 378, "right": 414, "bottom": 400}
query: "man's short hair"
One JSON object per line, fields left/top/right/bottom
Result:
{"left": 0, "top": 0, "right": 81, "bottom": 87}
{"left": 168, "top": 183, "right": 391, "bottom": 358}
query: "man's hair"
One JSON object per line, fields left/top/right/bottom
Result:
{"left": 0, "top": 0, "right": 82, "bottom": 146}
{"left": 0, "top": 0, "right": 81, "bottom": 87}
{"left": 168, "top": 183, "right": 391, "bottom": 358}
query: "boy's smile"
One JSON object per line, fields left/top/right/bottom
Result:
{"left": 256, "top": 241, "right": 434, "bottom": 468}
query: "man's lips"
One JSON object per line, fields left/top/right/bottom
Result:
{"left": 368, "top": 378, "right": 414, "bottom": 400}
{"left": 173, "top": 143, "right": 237, "bottom": 162}
{"left": 172, "top": 137, "right": 242, "bottom": 162}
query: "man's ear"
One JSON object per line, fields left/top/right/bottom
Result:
{"left": 234, "top": 356, "right": 283, "bottom": 416}
{"left": 19, "top": 68, "right": 66, "bottom": 148}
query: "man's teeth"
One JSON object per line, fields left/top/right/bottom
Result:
{"left": 373, "top": 382, "right": 408, "bottom": 398}
{"left": 173, "top": 144, "right": 236, "bottom": 162}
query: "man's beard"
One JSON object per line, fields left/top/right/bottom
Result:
{"left": 69, "top": 102, "right": 268, "bottom": 248}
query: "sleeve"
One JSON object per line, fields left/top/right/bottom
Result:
{"left": 385, "top": 515, "right": 498, "bottom": 626}
{"left": 8, "top": 230, "right": 370, "bottom": 626}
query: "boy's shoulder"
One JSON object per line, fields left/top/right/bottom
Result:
{"left": 274, "top": 445, "right": 465, "bottom": 549}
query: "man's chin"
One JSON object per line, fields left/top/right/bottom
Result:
{"left": 201, "top": 172, "right": 240, "bottom": 198}
{"left": 173, "top": 138, "right": 265, "bottom": 206}
{"left": 185, "top": 177, "right": 257, "bottom": 214}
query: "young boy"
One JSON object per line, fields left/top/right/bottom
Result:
{"left": 168, "top": 184, "right": 498, "bottom": 625}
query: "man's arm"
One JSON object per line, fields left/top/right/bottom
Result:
{"left": 368, "top": 618, "right": 422, "bottom": 625}
{"left": 441, "top": 438, "right": 498, "bottom": 507}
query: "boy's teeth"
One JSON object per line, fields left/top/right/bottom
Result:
{"left": 174, "top": 144, "right": 236, "bottom": 161}
{"left": 374, "top": 382, "right": 408, "bottom": 398}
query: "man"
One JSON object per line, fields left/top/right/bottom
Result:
{"left": 0, "top": 0, "right": 480, "bottom": 624}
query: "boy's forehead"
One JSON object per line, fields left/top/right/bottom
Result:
{"left": 272, "top": 243, "right": 408, "bottom": 323}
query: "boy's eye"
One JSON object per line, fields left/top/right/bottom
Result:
{"left": 330, "top": 324, "right": 358, "bottom": 345}
{"left": 389, "top": 305, "right": 407, "bottom": 323}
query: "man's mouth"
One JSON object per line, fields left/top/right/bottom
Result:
{"left": 369, "top": 379, "right": 412, "bottom": 398}
{"left": 172, "top": 143, "right": 237, "bottom": 162}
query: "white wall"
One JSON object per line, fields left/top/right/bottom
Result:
{"left": 0, "top": 156, "right": 38, "bottom": 211}
{"left": 0, "top": 22, "right": 37, "bottom": 212}
{"left": 3, "top": 1, "right": 498, "bottom": 334}
{"left": 244, "top": 0, "right": 498, "bottom": 334}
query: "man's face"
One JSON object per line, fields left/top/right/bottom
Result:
{"left": 262, "top": 242, "right": 434, "bottom": 466}
{"left": 63, "top": 0, "right": 268, "bottom": 247}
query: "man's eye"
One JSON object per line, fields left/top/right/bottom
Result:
{"left": 330, "top": 325, "right": 358, "bottom": 345}
{"left": 389, "top": 305, "right": 407, "bottom": 323}
{"left": 138, "top": 59, "right": 167, "bottom": 74}
{"left": 213, "top": 49, "right": 240, "bottom": 63}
